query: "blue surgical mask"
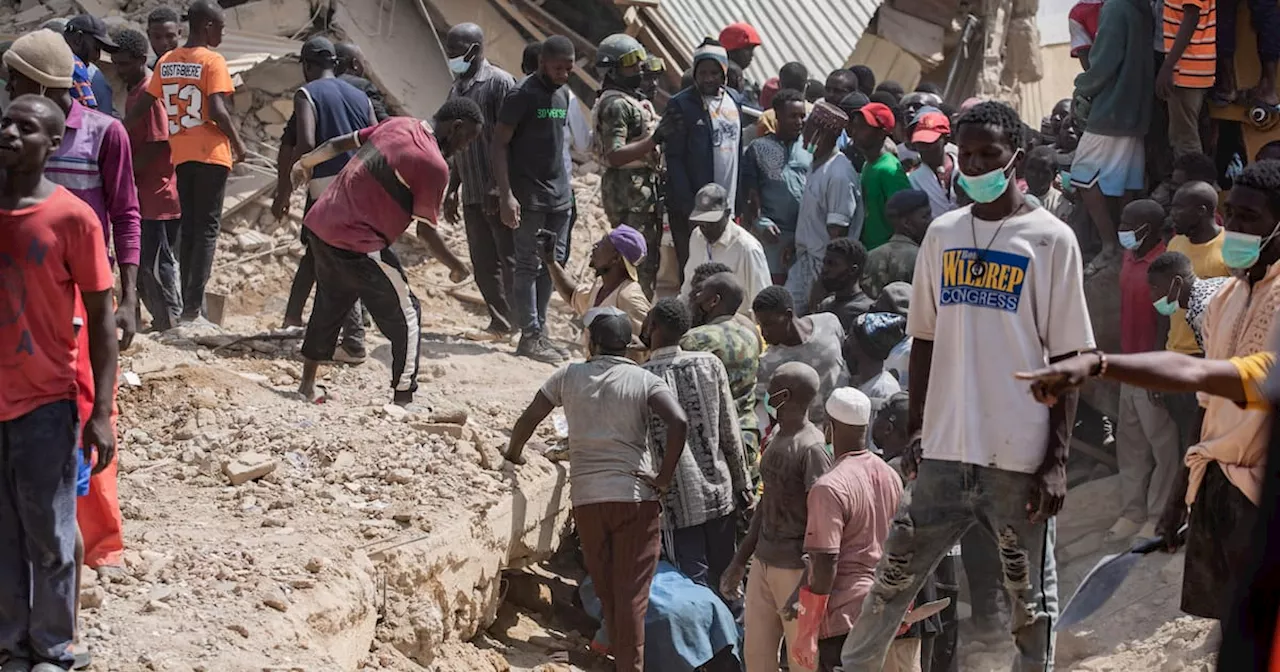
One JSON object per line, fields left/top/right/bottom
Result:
{"left": 1118, "top": 225, "right": 1147, "bottom": 251}
{"left": 957, "top": 150, "right": 1021, "bottom": 204}
{"left": 1222, "top": 224, "right": 1280, "bottom": 269}
{"left": 1153, "top": 296, "right": 1179, "bottom": 316}
{"left": 448, "top": 55, "right": 471, "bottom": 76}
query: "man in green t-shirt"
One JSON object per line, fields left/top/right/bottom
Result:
{"left": 850, "top": 102, "right": 911, "bottom": 250}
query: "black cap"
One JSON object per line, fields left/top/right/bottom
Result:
{"left": 301, "top": 36, "right": 337, "bottom": 65}
{"left": 66, "top": 14, "right": 118, "bottom": 52}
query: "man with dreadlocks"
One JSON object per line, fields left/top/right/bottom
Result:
{"left": 591, "top": 34, "right": 664, "bottom": 296}
{"left": 787, "top": 100, "right": 860, "bottom": 313}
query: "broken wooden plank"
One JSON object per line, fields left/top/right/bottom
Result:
{"left": 486, "top": 0, "right": 602, "bottom": 91}
{"left": 614, "top": 0, "right": 661, "bottom": 6}
{"left": 511, "top": 0, "right": 597, "bottom": 58}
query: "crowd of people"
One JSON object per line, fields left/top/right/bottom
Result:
{"left": 7, "top": 0, "right": 1280, "bottom": 670}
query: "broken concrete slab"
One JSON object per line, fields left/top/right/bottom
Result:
{"left": 331, "top": 0, "right": 454, "bottom": 118}
{"left": 224, "top": 451, "right": 278, "bottom": 485}
{"left": 224, "top": 0, "right": 316, "bottom": 38}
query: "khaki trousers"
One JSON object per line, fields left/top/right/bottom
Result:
{"left": 744, "top": 560, "right": 816, "bottom": 672}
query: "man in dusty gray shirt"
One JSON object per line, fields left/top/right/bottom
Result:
{"left": 505, "top": 308, "right": 688, "bottom": 672}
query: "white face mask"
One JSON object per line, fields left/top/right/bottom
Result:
{"left": 448, "top": 44, "right": 478, "bottom": 77}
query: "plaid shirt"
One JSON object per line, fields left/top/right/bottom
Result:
{"left": 643, "top": 346, "right": 750, "bottom": 529}
{"left": 446, "top": 60, "right": 516, "bottom": 206}
{"left": 72, "top": 56, "right": 97, "bottom": 108}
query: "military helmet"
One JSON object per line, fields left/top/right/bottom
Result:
{"left": 596, "top": 33, "right": 647, "bottom": 72}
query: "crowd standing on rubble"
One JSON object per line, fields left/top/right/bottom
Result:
{"left": 7, "top": 0, "right": 1280, "bottom": 670}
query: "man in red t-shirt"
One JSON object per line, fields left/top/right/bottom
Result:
{"left": 115, "top": 28, "right": 183, "bottom": 331}
{"left": 288, "top": 98, "right": 481, "bottom": 405}
{"left": 1112, "top": 199, "right": 1181, "bottom": 542}
{"left": 0, "top": 95, "right": 118, "bottom": 671}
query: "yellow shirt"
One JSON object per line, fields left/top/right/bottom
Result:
{"left": 1231, "top": 351, "right": 1277, "bottom": 411}
{"left": 1166, "top": 231, "right": 1230, "bottom": 354}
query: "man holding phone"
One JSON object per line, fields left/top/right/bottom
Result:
{"left": 543, "top": 225, "right": 651, "bottom": 352}
{"left": 492, "top": 35, "right": 576, "bottom": 364}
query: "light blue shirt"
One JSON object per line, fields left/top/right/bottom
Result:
{"left": 740, "top": 133, "right": 811, "bottom": 234}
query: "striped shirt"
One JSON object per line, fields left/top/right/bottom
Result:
{"left": 44, "top": 101, "right": 142, "bottom": 267}
{"left": 1164, "top": 0, "right": 1216, "bottom": 88}
{"left": 446, "top": 60, "right": 516, "bottom": 206}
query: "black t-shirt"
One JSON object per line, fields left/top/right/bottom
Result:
{"left": 498, "top": 73, "right": 571, "bottom": 213}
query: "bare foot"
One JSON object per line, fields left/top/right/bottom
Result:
{"left": 1248, "top": 84, "right": 1280, "bottom": 108}
{"left": 298, "top": 383, "right": 329, "bottom": 404}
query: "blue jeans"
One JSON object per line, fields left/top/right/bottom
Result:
{"left": 839, "top": 460, "right": 1059, "bottom": 672}
{"left": 511, "top": 208, "right": 570, "bottom": 338}
{"left": 0, "top": 400, "right": 79, "bottom": 667}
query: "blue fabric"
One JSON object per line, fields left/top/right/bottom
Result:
{"left": 580, "top": 561, "right": 741, "bottom": 671}
{"left": 663, "top": 87, "right": 743, "bottom": 216}
{"left": 74, "top": 448, "right": 90, "bottom": 497}
{"left": 88, "top": 63, "right": 113, "bottom": 116}
{"left": 302, "top": 77, "right": 374, "bottom": 180}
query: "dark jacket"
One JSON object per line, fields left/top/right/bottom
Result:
{"left": 662, "top": 85, "right": 744, "bottom": 215}
{"left": 1072, "top": 0, "right": 1153, "bottom": 137}
{"left": 340, "top": 73, "right": 390, "bottom": 122}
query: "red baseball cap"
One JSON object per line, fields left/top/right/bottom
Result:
{"left": 860, "top": 102, "right": 896, "bottom": 132}
{"left": 719, "top": 23, "right": 762, "bottom": 51}
{"left": 911, "top": 111, "right": 951, "bottom": 144}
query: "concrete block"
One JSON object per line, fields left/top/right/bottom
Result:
{"left": 223, "top": 451, "right": 277, "bottom": 485}
{"left": 224, "top": 0, "right": 315, "bottom": 37}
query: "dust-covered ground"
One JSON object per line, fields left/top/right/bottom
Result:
{"left": 73, "top": 171, "right": 1216, "bottom": 672}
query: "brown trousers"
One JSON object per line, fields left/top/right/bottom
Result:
{"left": 574, "top": 500, "right": 662, "bottom": 672}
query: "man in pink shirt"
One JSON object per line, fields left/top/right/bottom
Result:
{"left": 116, "top": 28, "right": 183, "bottom": 332}
{"left": 789, "top": 387, "right": 904, "bottom": 671}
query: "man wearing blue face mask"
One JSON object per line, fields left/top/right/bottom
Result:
{"left": 838, "top": 101, "right": 1095, "bottom": 672}
{"left": 444, "top": 23, "right": 518, "bottom": 342}
{"left": 1016, "top": 159, "right": 1280, "bottom": 630}
{"left": 1112, "top": 200, "right": 1180, "bottom": 542}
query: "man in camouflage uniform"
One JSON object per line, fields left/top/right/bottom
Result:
{"left": 592, "top": 34, "right": 664, "bottom": 297}
{"left": 861, "top": 189, "right": 930, "bottom": 299}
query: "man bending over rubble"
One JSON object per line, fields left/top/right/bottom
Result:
{"left": 288, "top": 99, "right": 480, "bottom": 406}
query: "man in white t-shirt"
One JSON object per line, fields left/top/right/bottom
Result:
{"left": 838, "top": 102, "right": 1095, "bottom": 672}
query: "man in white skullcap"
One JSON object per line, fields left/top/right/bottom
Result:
{"left": 783, "top": 387, "right": 907, "bottom": 671}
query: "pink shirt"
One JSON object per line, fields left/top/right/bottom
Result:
{"left": 803, "top": 451, "right": 903, "bottom": 638}
{"left": 43, "top": 100, "right": 141, "bottom": 267}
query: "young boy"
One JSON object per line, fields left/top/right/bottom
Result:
{"left": 0, "top": 94, "right": 118, "bottom": 672}
{"left": 844, "top": 312, "right": 906, "bottom": 452}
{"left": 861, "top": 189, "right": 930, "bottom": 298}
{"left": 721, "top": 362, "right": 832, "bottom": 672}
{"left": 1025, "top": 145, "right": 1074, "bottom": 224}
{"left": 1146, "top": 250, "right": 1231, "bottom": 352}
{"left": 1112, "top": 200, "right": 1179, "bottom": 541}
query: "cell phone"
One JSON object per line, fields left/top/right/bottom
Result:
{"left": 535, "top": 229, "right": 556, "bottom": 256}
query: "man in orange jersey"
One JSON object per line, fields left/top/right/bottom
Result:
{"left": 126, "top": 0, "right": 246, "bottom": 325}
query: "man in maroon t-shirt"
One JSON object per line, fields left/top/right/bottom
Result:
{"left": 1112, "top": 199, "right": 1181, "bottom": 542}
{"left": 115, "top": 28, "right": 182, "bottom": 331}
{"left": 289, "top": 98, "right": 480, "bottom": 405}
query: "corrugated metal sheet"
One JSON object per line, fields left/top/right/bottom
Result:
{"left": 657, "top": 0, "right": 881, "bottom": 84}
